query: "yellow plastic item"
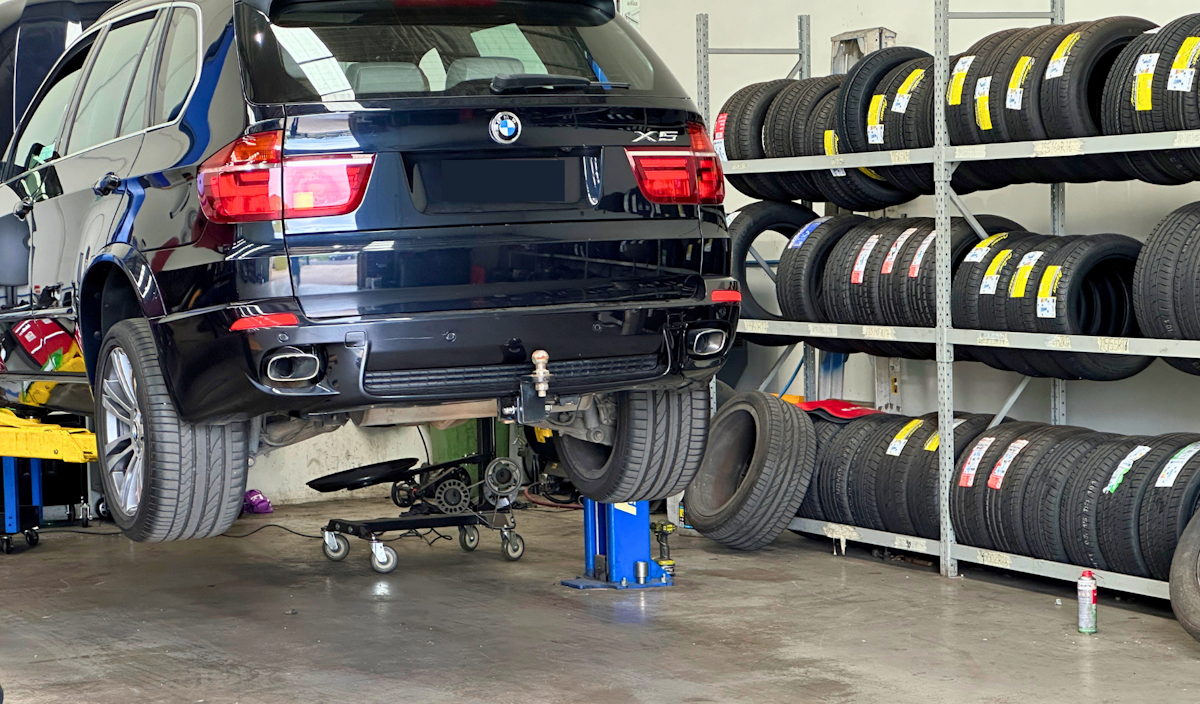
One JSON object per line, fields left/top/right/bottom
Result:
{"left": 0, "top": 409, "right": 98, "bottom": 463}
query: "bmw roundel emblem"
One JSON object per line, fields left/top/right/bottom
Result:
{"left": 489, "top": 111, "right": 522, "bottom": 144}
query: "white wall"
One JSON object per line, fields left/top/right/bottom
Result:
{"left": 247, "top": 423, "right": 427, "bottom": 505}
{"left": 636, "top": 0, "right": 1200, "bottom": 424}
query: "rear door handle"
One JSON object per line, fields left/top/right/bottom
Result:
{"left": 92, "top": 172, "right": 122, "bottom": 196}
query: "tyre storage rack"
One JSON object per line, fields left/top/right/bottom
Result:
{"left": 719, "top": 0, "right": 1200, "bottom": 601}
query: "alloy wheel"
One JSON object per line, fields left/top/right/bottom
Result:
{"left": 100, "top": 347, "right": 145, "bottom": 517}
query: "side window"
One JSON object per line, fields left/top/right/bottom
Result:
{"left": 9, "top": 49, "right": 89, "bottom": 177}
{"left": 120, "top": 14, "right": 166, "bottom": 137}
{"left": 152, "top": 8, "right": 198, "bottom": 124}
{"left": 68, "top": 16, "right": 157, "bottom": 154}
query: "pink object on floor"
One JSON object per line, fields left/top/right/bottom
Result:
{"left": 243, "top": 490, "right": 274, "bottom": 514}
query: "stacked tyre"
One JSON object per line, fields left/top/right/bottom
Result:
{"left": 802, "top": 411, "right": 998, "bottom": 539}
{"left": 718, "top": 14, "right": 1200, "bottom": 203}
{"left": 1103, "top": 14, "right": 1200, "bottom": 186}
{"left": 776, "top": 214, "right": 1020, "bottom": 359}
{"left": 781, "top": 410, "right": 1200, "bottom": 585}
{"left": 952, "top": 424, "right": 1200, "bottom": 584}
{"left": 717, "top": 73, "right": 923, "bottom": 211}
{"left": 953, "top": 232, "right": 1152, "bottom": 380}
{"left": 1134, "top": 201, "right": 1200, "bottom": 376}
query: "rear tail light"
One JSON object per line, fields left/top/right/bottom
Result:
{"left": 711, "top": 289, "right": 741, "bottom": 303}
{"left": 198, "top": 132, "right": 281, "bottom": 222}
{"left": 199, "top": 130, "right": 375, "bottom": 223}
{"left": 625, "top": 122, "right": 725, "bottom": 205}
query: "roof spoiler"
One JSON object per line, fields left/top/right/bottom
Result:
{"left": 241, "top": 0, "right": 616, "bottom": 20}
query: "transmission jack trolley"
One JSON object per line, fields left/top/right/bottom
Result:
{"left": 311, "top": 419, "right": 527, "bottom": 574}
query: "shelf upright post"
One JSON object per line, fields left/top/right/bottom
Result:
{"left": 803, "top": 346, "right": 818, "bottom": 401}
{"left": 798, "top": 15, "right": 811, "bottom": 80}
{"left": 697, "top": 14, "right": 710, "bottom": 125}
{"left": 1048, "top": 0, "right": 1068, "bottom": 425}
{"left": 932, "top": 0, "right": 958, "bottom": 578}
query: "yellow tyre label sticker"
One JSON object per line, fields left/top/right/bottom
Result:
{"left": 1037, "top": 265, "right": 1063, "bottom": 318}
{"left": 867, "top": 94, "right": 888, "bottom": 144}
{"left": 1008, "top": 250, "right": 1044, "bottom": 298}
{"left": 886, "top": 419, "right": 925, "bottom": 456}
{"left": 1045, "top": 32, "right": 1082, "bottom": 79}
{"left": 979, "top": 249, "right": 1013, "bottom": 295}
{"left": 823, "top": 129, "right": 847, "bottom": 177}
{"left": 1169, "top": 37, "right": 1200, "bottom": 92}
{"left": 947, "top": 55, "right": 975, "bottom": 106}
{"left": 964, "top": 233, "right": 1010, "bottom": 263}
{"left": 1133, "top": 53, "right": 1160, "bottom": 111}
{"left": 925, "top": 418, "right": 970, "bottom": 452}
{"left": 975, "top": 76, "right": 993, "bottom": 131}
{"left": 892, "top": 68, "right": 926, "bottom": 113}
{"left": 1006, "top": 56, "right": 1034, "bottom": 110}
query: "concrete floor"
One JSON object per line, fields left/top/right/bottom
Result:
{"left": 2, "top": 499, "right": 1199, "bottom": 703}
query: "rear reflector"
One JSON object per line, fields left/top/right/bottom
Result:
{"left": 230, "top": 313, "right": 300, "bottom": 331}
{"left": 625, "top": 122, "right": 724, "bottom": 205}
{"left": 711, "top": 289, "right": 741, "bottom": 303}
{"left": 199, "top": 130, "right": 375, "bottom": 223}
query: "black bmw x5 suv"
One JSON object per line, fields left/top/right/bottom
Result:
{"left": 0, "top": 0, "right": 737, "bottom": 541}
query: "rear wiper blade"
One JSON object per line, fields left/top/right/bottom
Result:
{"left": 490, "top": 74, "right": 630, "bottom": 94}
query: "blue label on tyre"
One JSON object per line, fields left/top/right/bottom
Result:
{"left": 789, "top": 216, "right": 832, "bottom": 249}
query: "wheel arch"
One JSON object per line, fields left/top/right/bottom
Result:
{"left": 79, "top": 246, "right": 166, "bottom": 383}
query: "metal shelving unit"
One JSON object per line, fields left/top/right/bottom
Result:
{"left": 728, "top": 0, "right": 1186, "bottom": 600}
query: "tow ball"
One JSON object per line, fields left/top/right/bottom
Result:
{"left": 510, "top": 350, "right": 552, "bottom": 425}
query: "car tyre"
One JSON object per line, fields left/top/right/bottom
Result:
{"left": 95, "top": 319, "right": 249, "bottom": 542}
{"left": 555, "top": 386, "right": 709, "bottom": 503}
{"left": 686, "top": 392, "right": 816, "bottom": 550}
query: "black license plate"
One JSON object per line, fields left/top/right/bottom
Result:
{"left": 440, "top": 159, "right": 567, "bottom": 203}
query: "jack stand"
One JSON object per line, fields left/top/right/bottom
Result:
{"left": 561, "top": 498, "right": 673, "bottom": 590}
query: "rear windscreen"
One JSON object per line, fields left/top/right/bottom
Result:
{"left": 235, "top": 0, "right": 686, "bottom": 103}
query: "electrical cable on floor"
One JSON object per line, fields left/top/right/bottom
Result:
{"left": 220, "top": 524, "right": 324, "bottom": 539}
{"left": 41, "top": 524, "right": 326, "bottom": 539}
{"left": 38, "top": 528, "right": 123, "bottom": 536}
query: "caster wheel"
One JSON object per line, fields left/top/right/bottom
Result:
{"left": 81, "top": 510, "right": 89, "bottom": 529}
{"left": 95, "top": 498, "right": 111, "bottom": 521}
{"left": 322, "top": 533, "right": 350, "bottom": 562}
{"left": 459, "top": 525, "right": 479, "bottom": 552}
{"left": 1, "top": 537, "right": 12, "bottom": 554}
{"left": 502, "top": 533, "right": 525, "bottom": 561}
{"left": 371, "top": 545, "right": 398, "bottom": 574}
{"left": 23, "top": 530, "right": 38, "bottom": 547}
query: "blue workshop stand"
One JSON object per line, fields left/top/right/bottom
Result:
{"left": 562, "top": 498, "right": 672, "bottom": 590}
{"left": 2, "top": 457, "right": 42, "bottom": 549}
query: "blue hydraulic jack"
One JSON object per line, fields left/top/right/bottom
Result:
{"left": 561, "top": 498, "right": 673, "bottom": 590}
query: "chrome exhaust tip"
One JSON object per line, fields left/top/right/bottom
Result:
{"left": 688, "top": 328, "right": 727, "bottom": 357}
{"left": 265, "top": 347, "right": 321, "bottom": 383}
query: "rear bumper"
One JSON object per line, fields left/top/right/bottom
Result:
{"left": 152, "top": 290, "right": 739, "bottom": 423}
